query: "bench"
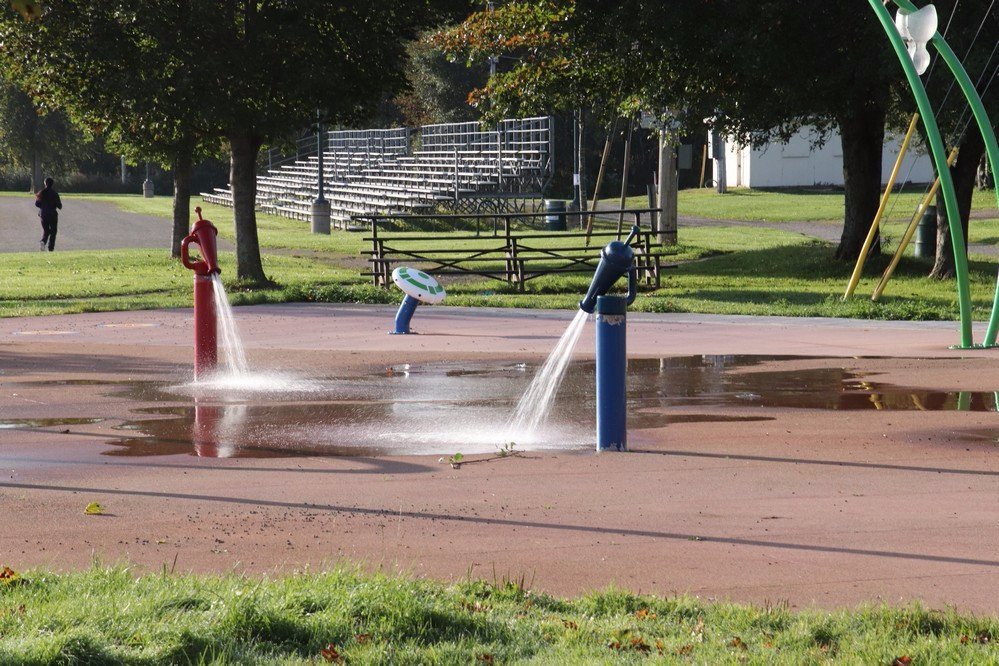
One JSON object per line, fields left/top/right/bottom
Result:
{"left": 359, "top": 209, "right": 670, "bottom": 290}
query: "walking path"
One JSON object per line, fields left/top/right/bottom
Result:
{"left": 0, "top": 194, "right": 200, "bottom": 253}
{"left": 2, "top": 305, "right": 997, "bottom": 613}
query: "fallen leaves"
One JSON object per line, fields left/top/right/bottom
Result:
{"left": 961, "top": 633, "right": 993, "bottom": 645}
{"left": 320, "top": 643, "right": 343, "bottom": 663}
{"left": 891, "top": 657, "right": 912, "bottom": 666}
{"left": 83, "top": 502, "right": 104, "bottom": 516}
{"left": 0, "top": 566, "right": 24, "bottom": 586}
{"left": 606, "top": 631, "right": 651, "bottom": 654}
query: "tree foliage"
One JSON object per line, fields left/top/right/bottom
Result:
{"left": 0, "top": 75, "right": 91, "bottom": 190}
{"left": 437, "top": 0, "right": 931, "bottom": 260}
{"left": 393, "top": 36, "right": 488, "bottom": 127}
{"left": 1, "top": 1, "right": 468, "bottom": 278}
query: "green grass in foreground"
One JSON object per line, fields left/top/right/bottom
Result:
{"left": 0, "top": 249, "right": 394, "bottom": 318}
{"left": 1, "top": 566, "right": 996, "bottom": 664}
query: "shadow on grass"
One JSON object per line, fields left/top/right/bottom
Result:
{"left": 673, "top": 241, "right": 997, "bottom": 282}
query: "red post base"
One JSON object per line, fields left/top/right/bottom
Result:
{"left": 193, "top": 274, "right": 217, "bottom": 380}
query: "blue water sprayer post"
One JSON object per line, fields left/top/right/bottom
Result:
{"left": 393, "top": 294, "right": 421, "bottom": 335}
{"left": 579, "top": 226, "right": 639, "bottom": 451}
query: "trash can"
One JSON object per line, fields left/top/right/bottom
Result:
{"left": 914, "top": 205, "right": 937, "bottom": 258}
{"left": 544, "top": 199, "right": 567, "bottom": 231}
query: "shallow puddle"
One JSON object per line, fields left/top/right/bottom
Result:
{"left": 0, "top": 417, "right": 103, "bottom": 429}
{"left": 8, "top": 356, "right": 997, "bottom": 458}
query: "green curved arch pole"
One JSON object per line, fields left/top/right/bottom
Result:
{"left": 867, "top": 0, "right": 974, "bottom": 348}
{"left": 892, "top": 0, "right": 999, "bottom": 347}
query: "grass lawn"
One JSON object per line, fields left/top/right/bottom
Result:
{"left": 0, "top": 566, "right": 995, "bottom": 664}
{"left": 1, "top": 189, "right": 998, "bottom": 322}
{"left": 0, "top": 250, "right": 393, "bottom": 318}
{"left": 625, "top": 186, "right": 998, "bottom": 222}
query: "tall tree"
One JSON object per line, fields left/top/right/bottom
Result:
{"left": 2, "top": 1, "right": 466, "bottom": 280}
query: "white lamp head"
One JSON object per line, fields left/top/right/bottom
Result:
{"left": 896, "top": 4, "right": 938, "bottom": 75}
{"left": 903, "top": 4, "right": 938, "bottom": 43}
{"left": 894, "top": 10, "right": 911, "bottom": 40}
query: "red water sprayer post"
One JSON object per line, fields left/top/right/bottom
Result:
{"left": 181, "top": 207, "right": 221, "bottom": 380}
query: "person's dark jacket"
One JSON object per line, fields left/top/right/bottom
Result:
{"left": 35, "top": 188, "right": 62, "bottom": 219}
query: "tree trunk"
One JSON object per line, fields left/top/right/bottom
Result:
{"left": 835, "top": 103, "right": 886, "bottom": 260}
{"left": 228, "top": 131, "right": 267, "bottom": 284}
{"left": 930, "top": 129, "right": 983, "bottom": 279}
{"left": 171, "top": 151, "right": 193, "bottom": 258}
{"left": 658, "top": 133, "right": 678, "bottom": 245}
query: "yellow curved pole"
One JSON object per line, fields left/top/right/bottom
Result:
{"left": 871, "top": 146, "right": 960, "bottom": 301}
{"left": 843, "top": 113, "right": 920, "bottom": 300}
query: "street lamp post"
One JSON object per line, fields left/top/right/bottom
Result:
{"left": 310, "top": 109, "right": 331, "bottom": 234}
{"left": 142, "top": 161, "right": 154, "bottom": 198}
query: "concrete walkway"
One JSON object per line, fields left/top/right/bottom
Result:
{"left": 1, "top": 194, "right": 177, "bottom": 252}
{"left": 1, "top": 305, "right": 997, "bottom": 613}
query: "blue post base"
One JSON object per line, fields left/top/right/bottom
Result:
{"left": 391, "top": 295, "right": 420, "bottom": 334}
{"left": 595, "top": 295, "right": 627, "bottom": 451}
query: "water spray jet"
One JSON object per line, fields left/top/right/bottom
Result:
{"left": 580, "top": 226, "right": 639, "bottom": 451}
{"left": 181, "top": 207, "right": 220, "bottom": 380}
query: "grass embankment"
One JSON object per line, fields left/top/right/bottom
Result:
{"left": 1, "top": 566, "right": 996, "bottom": 664}
{"left": 2, "top": 189, "right": 997, "bottom": 320}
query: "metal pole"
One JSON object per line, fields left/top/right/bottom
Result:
{"left": 142, "top": 161, "right": 154, "bottom": 198}
{"left": 316, "top": 111, "right": 326, "bottom": 202}
{"left": 872, "top": 147, "right": 960, "bottom": 301}
{"left": 595, "top": 295, "right": 628, "bottom": 452}
{"left": 311, "top": 109, "right": 331, "bottom": 234}
{"left": 572, "top": 108, "right": 581, "bottom": 214}
{"left": 585, "top": 119, "right": 616, "bottom": 242}
{"left": 617, "top": 117, "right": 634, "bottom": 237}
{"left": 866, "top": 0, "right": 973, "bottom": 348}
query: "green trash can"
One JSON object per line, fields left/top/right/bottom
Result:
{"left": 914, "top": 205, "right": 937, "bottom": 258}
{"left": 544, "top": 199, "right": 567, "bottom": 231}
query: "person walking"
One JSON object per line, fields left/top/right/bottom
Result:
{"left": 35, "top": 177, "right": 62, "bottom": 251}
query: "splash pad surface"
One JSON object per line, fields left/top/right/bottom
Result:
{"left": 1, "top": 304, "right": 998, "bottom": 613}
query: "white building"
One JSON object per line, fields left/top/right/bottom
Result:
{"left": 713, "top": 126, "right": 935, "bottom": 188}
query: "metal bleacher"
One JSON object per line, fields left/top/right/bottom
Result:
{"left": 201, "top": 116, "right": 553, "bottom": 227}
